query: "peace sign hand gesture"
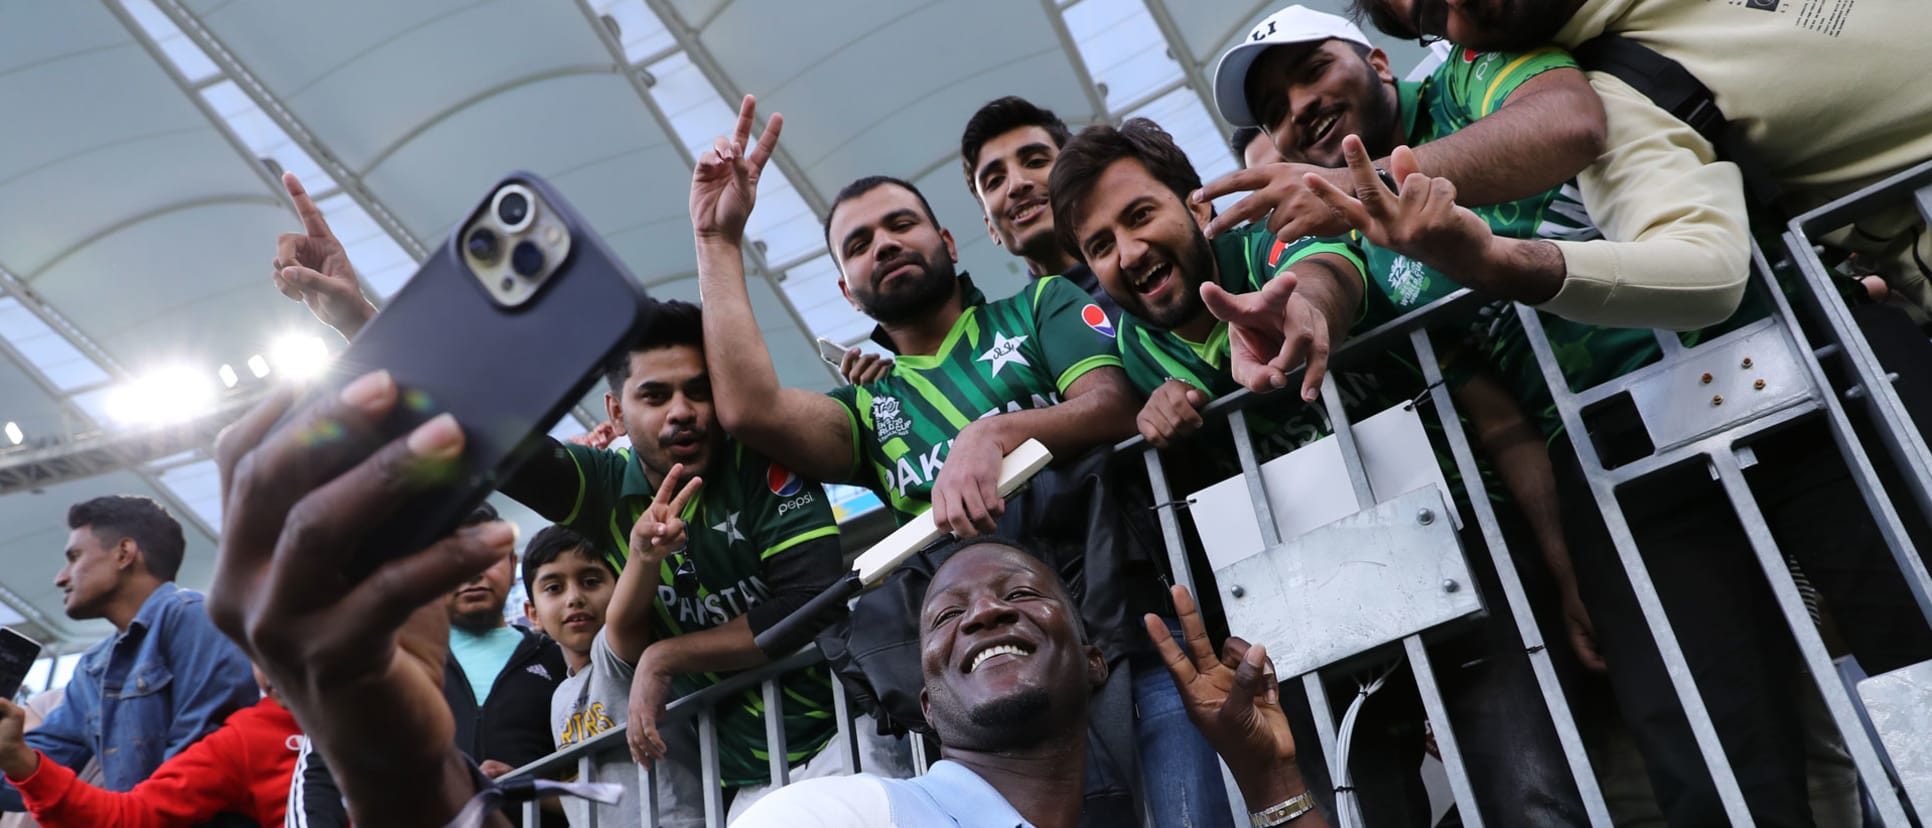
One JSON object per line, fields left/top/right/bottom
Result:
{"left": 627, "top": 463, "right": 702, "bottom": 570}
{"left": 690, "top": 95, "right": 784, "bottom": 245}
{"left": 273, "top": 172, "right": 377, "bottom": 339}
{"left": 1303, "top": 135, "right": 1496, "bottom": 282}
{"left": 1146, "top": 585, "right": 1305, "bottom": 810}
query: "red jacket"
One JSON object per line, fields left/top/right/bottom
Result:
{"left": 7, "top": 696, "right": 300, "bottom": 828}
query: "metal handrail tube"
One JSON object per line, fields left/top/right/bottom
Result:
{"left": 500, "top": 646, "right": 824, "bottom": 781}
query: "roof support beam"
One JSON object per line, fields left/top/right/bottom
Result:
{"left": 0, "top": 266, "right": 224, "bottom": 627}
{"left": 143, "top": 0, "right": 432, "bottom": 261}
{"left": 574, "top": 0, "right": 840, "bottom": 386}
{"left": 126, "top": 0, "right": 604, "bottom": 430}
{"left": 1140, "top": 0, "right": 1231, "bottom": 128}
{"left": 637, "top": 0, "right": 832, "bottom": 219}
{"left": 1042, "top": 0, "right": 1112, "bottom": 123}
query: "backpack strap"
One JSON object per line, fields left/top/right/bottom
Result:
{"left": 1573, "top": 34, "right": 1786, "bottom": 216}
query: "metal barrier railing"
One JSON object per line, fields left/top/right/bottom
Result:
{"left": 501, "top": 646, "right": 883, "bottom": 827}
{"left": 1115, "top": 197, "right": 1932, "bottom": 825}
{"left": 500, "top": 166, "right": 1932, "bottom": 826}
{"left": 1124, "top": 287, "right": 1612, "bottom": 828}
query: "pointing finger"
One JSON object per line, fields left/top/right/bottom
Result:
{"left": 283, "top": 172, "right": 333, "bottom": 239}
{"left": 1202, "top": 190, "right": 1277, "bottom": 240}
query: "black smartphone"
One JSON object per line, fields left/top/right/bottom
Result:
{"left": 0, "top": 628, "right": 42, "bottom": 700}
{"left": 277, "top": 173, "right": 651, "bottom": 577}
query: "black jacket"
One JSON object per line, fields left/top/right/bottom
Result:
{"left": 445, "top": 625, "right": 568, "bottom": 772}
{"left": 290, "top": 625, "right": 567, "bottom": 828}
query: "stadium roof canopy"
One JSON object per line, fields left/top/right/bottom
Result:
{"left": 0, "top": 0, "right": 1425, "bottom": 654}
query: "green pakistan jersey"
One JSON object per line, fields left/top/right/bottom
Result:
{"left": 827, "top": 275, "right": 1122, "bottom": 523}
{"left": 1363, "top": 46, "right": 1666, "bottom": 435}
{"left": 1117, "top": 223, "right": 1419, "bottom": 460}
{"left": 552, "top": 440, "right": 838, "bottom": 786}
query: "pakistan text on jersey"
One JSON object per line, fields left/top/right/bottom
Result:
{"left": 880, "top": 392, "right": 1060, "bottom": 499}
{"left": 660, "top": 574, "right": 775, "bottom": 627}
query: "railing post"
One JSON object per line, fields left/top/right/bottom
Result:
{"left": 1228, "top": 407, "right": 1342, "bottom": 779}
{"left": 1515, "top": 305, "right": 1757, "bottom": 825}
{"left": 830, "top": 669, "right": 862, "bottom": 774}
{"left": 762, "top": 679, "right": 791, "bottom": 788}
{"left": 699, "top": 708, "right": 725, "bottom": 825}
{"left": 1408, "top": 329, "right": 1612, "bottom": 825}
{"left": 578, "top": 755, "right": 599, "bottom": 828}
{"left": 1708, "top": 451, "right": 1916, "bottom": 825}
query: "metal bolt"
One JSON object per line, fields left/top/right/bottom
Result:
{"left": 1230, "top": 585, "right": 1246, "bottom": 599}
{"left": 1741, "top": 357, "right": 1754, "bottom": 369}
{"left": 1700, "top": 372, "right": 1713, "bottom": 384}
{"left": 1754, "top": 379, "right": 1766, "bottom": 390}
{"left": 1442, "top": 579, "right": 1461, "bottom": 594}
{"left": 1417, "top": 508, "right": 1435, "bottom": 526}
{"left": 1711, "top": 395, "right": 1724, "bottom": 406}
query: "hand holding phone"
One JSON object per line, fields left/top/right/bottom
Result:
{"left": 268, "top": 173, "right": 651, "bottom": 578}
{"left": 0, "top": 628, "right": 44, "bottom": 701}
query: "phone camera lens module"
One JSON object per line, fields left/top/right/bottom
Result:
{"left": 511, "top": 240, "right": 545, "bottom": 278}
{"left": 467, "top": 228, "right": 500, "bottom": 262}
{"left": 497, "top": 191, "right": 530, "bottom": 227}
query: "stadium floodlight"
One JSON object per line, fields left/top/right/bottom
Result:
{"left": 218, "top": 364, "right": 239, "bottom": 389}
{"left": 4, "top": 422, "right": 20, "bottom": 446}
{"left": 104, "top": 365, "right": 217, "bottom": 427}
{"left": 270, "top": 334, "right": 331, "bottom": 381}
{"left": 247, "top": 354, "right": 271, "bottom": 378}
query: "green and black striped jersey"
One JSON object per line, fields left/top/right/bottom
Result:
{"left": 1367, "top": 46, "right": 1665, "bottom": 436}
{"left": 548, "top": 440, "right": 838, "bottom": 786}
{"left": 1118, "top": 223, "right": 1415, "bottom": 460}
{"left": 827, "top": 275, "right": 1122, "bottom": 522}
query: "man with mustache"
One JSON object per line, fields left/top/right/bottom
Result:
{"left": 1054, "top": 113, "right": 1599, "bottom": 826}
{"left": 271, "top": 177, "right": 847, "bottom": 822}
{"left": 1341, "top": 0, "right": 1932, "bottom": 314}
{"left": 689, "top": 96, "right": 1144, "bottom": 539}
{"left": 1197, "top": 0, "right": 1765, "bottom": 334}
{"left": 1211, "top": 7, "right": 1930, "bottom": 825}
{"left": 736, "top": 539, "right": 1330, "bottom": 828}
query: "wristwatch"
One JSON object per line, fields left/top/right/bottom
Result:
{"left": 1251, "top": 791, "right": 1316, "bottom": 827}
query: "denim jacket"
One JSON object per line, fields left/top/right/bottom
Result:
{"left": 0, "top": 582, "right": 257, "bottom": 809}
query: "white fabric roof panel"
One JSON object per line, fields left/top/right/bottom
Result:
{"left": 0, "top": 0, "right": 1449, "bottom": 648}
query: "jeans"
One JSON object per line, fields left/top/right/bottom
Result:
{"left": 1132, "top": 620, "right": 1237, "bottom": 828}
{"left": 1279, "top": 504, "right": 1591, "bottom": 828}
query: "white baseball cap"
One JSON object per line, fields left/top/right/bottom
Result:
{"left": 1213, "top": 6, "right": 1373, "bottom": 127}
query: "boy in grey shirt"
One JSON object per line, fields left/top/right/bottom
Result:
{"left": 525, "top": 465, "right": 707, "bottom": 826}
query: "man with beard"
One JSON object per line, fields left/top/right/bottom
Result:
{"left": 830, "top": 97, "right": 1122, "bottom": 389}
{"left": 690, "top": 96, "right": 1141, "bottom": 538}
{"left": 735, "top": 539, "right": 1331, "bottom": 828}
{"left": 1196, "top": 1, "right": 1759, "bottom": 332}
{"left": 1343, "top": 0, "right": 1932, "bottom": 315}
{"left": 270, "top": 174, "right": 847, "bottom": 821}
{"left": 1215, "top": 8, "right": 1924, "bottom": 825}
{"left": 1054, "top": 115, "right": 1594, "bottom": 826}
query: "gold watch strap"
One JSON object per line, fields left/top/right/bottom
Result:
{"left": 1250, "top": 791, "right": 1315, "bottom": 827}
